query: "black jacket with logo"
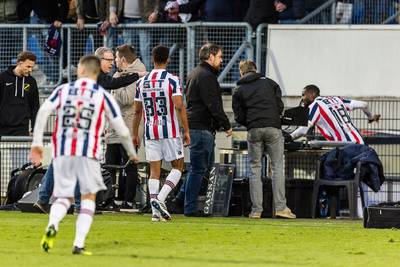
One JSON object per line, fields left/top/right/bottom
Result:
{"left": 232, "top": 72, "right": 284, "bottom": 130}
{"left": 185, "top": 62, "right": 231, "bottom": 132}
{"left": 0, "top": 66, "right": 39, "bottom": 135}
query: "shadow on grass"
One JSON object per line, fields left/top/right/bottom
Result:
{"left": 93, "top": 253, "right": 308, "bottom": 266}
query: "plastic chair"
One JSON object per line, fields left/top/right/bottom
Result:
{"left": 312, "top": 161, "right": 365, "bottom": 220}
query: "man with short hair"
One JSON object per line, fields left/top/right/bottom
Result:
{"left": 290, "top": 85, "right": 381, "bottom": 143}
{"left": 105, "top": 44, "right": 146, "bottom": 209}
{"left": 0, "top": 51, "right": 39, "bottom": 136}
{"left": 233, "top": 59, "right": 295, "bottom": 219}
{"left": 30, "top": 55, "right": 138, "bottom": 255}
{"left": 94, "top": 47, "right": 144, "bottom": 89}
{"left": 132, "top": 45, "right": 190, "bottom": 221}
{"left": 178, "top": 42, "right": 232, "bottom": 217}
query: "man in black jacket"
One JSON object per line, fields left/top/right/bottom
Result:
{"left": 232, "top": 60, "right": 295, "bottom": 219}
{"left": 180, "top": 43, "right": 232, "bottom": 216}
{"left": 0, "top": 51, "right": 39, "bottom": 136}
{"left": 94, "top": 47, "right": 144, "bottom": 90}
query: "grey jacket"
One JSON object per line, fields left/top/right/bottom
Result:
{"left": 105, "top": 58, "right": 146, "bottom": 144}
{"left": 109, "top": 0, "right": 161, "bottom": 21}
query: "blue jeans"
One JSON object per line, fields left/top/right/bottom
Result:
{"left": 183, "top": 129, "right": 215, "bottom": 215}
{"left": 38, "top": 162, "right": 81, "bottom": 209}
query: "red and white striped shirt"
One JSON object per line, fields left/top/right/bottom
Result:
{"left": 32, "top": 78, "right": 129, "bottom": 160}
{"left": 134, "top": 69, "right": 182, "bottom": 140}
{"left": 308, "top": 96, "right": 364, "bottom": 144}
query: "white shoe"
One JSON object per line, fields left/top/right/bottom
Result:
{"left": 150, "top": 199, "right": 171, "bottom": 220}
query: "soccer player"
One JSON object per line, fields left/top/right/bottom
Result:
{"left": 132, "top": 45, "right": 190, "bottom": 222}
{"left": 29, "top": 55, "right": 138, "bottom": 255}
{"left": 290, "top": 84, "right": 381, "bottom": 143}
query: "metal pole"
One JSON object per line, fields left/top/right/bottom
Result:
{"left": 330, "top": 2, "right": 336, "bottom": 24}
{"left": 67, "top": 27, "right": 72, "bottom": 83}
{"left": 22, "top": 27, "right": 27, "bottom": 51}
{"left": 255, "top": 24, "right": 268, "bottom": 71}
{"left": 298, "top": 0, "right": 336, "bottom": 24}
{"left": 179, "top": 47, "right": 184, "bottom": 84}
{"left": 218, "top": 42, "right": 249, "bottom": 83}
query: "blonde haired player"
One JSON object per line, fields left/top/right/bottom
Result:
{"left": 30, "top": 55, "right": 138, "bottom": 255}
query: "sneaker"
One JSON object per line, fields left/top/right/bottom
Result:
{"left": 34, "top": 201, "right": 49, "bottom": 214}
{"left": 72, "top": 246, "right": 92, "bottom": 256}
{"left": 275, "top": 207, "right": 296, "bottom": 219}
{"left": 151, "top": 212, "right": 166, "bottom": 222}
{"left": 40, "top": 225, "right": 57, "bottom": 252}
{"left": 249, "top": 212, "right": 262, "bottom": 219}
{"left": 150, "top": 199, "right": 171, "bottom": 221}
{"left": 368, "top": 114, "right": 381, "bottom": 123}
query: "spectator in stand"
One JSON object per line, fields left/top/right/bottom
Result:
{"left": 25, "top": 0, "right": 69, "bottom": 84}
{"left": 245, "top": 0, "right": 292, "bottom": 30}
{"left": 279, "top": 0, "right": 307, "bottom": 23}
{"left": 109, "top": 0, "right": 157, "bottom": 70}
{"left": 72, "top": 0, "right": 112, "bottom": 55}
{"left": 0, "top": 1, "right": 31, "bottom": 70}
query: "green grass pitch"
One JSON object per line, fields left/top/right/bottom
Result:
{"left": 1, "top": 211, "right": 400, "bottom": 267}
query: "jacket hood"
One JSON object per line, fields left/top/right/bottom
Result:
{"left": 5, "top": 66, "right": 29, "bottom": 98}
{"left": 237, "top": 72, "right": 263, "bottom": 85}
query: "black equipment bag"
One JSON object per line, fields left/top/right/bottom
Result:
{"left": 5, "top": 163, "right": 45, "bottom": 205}
{"left": 364, "top": 202, "right": 400, "bottom": 229}
{"left": 96, "top": 169, "right": 114, "bottom": 208}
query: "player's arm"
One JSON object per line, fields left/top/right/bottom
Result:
{"left": 290, "top": 102, "right": 319, "bottom": 140}
{"left": 343, "top": 98, "right": 380, "bottom": 123}
{"left": 132, "top": 100, "right": 143, "bottom": 148}
{"left": 104, "top": 92, "right": 138, "bottom": 162}
{"left": 172, "top": 95, "right": 190, "bottom": 146}
{"left": 30, "top": 87, "right": 61, "bottom": 166}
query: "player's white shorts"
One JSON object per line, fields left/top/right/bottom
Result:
{"left": 145, "top": 137, "right": 184, "bottom": 162}
{"left": 53, "top": 156, "right": 106, "bottom": 197}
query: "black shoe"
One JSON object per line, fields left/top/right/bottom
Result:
{"left": 72, "top": 246, "right": 92, "bottom": 255}
{"left": 184, "top": 210, "right": 212, "bottom": 217}
{"left": 34, "top": 201, "right": 49, "bottom": 214}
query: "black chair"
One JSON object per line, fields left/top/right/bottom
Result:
{"left": 312, "top": 161, "right": 365, "bottom": 220}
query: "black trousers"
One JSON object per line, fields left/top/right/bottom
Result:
{"left": 105, "top": 143, "right": 139, "bottom": 203}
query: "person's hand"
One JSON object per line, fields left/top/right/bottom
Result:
{"left": 53, "top": 20, "right": 62, "bottom": 28}
{"left": 29, "top": 146, "right": 43, "bottom": 167}
{"left": 130, "top": 155, "right": 139, "bottom": 164}
{"left": 183, "top": 131, "right": 190, "bottom": 147}
{"left": 98, "top": 20, "right": 111, "bottom": 36}
{"left": 226, "top": 128, "right": 233, "bottom": 137}
{"left": 274, "top": 1, "right": 287, "bottom": 12}
{"left": 148, "top": 11, "right": 158, "bottom": 23}
{"left": 368, "top": 114, "right": 381, "bottom": 123}
{"left": 76, "top": 18, "right": 85, "bottom": 31}
{"left": 109, "top": 11, "right": 119, "bottom": 27}
{"left": 133, "top": 135, "right": 140, "bottom": 148}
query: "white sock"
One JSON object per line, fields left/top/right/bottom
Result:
{"left": 148, "top": 178, "right": 160, "bottom": 200}
{"left": 48, "top": 198, "right": 71, "bottom": 231}
{"left": 157, "top": 169, "right": 182, "bottom": 202}
{"left": 73, "top": 199, "right": 95, "bottom": 248}
{"left": 148, "top": 179, "right": 160, "bottom": 215}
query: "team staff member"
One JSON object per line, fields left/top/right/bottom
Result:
{"left": 290, "top": 85, "right": 381, "bottom": 143}
{"left": 181, "top": 43, "right": 232, "bottom": 217}
{"left": 0, "top": 51, "right": 39, "bottom": 136}
{"left": 232, "top": 60, "right": 295, "bottom": 219}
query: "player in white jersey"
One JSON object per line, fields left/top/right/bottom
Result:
{"left": 291, "top": 85, "right": 381, "bottom": 143}
{"left": 133, "top": 45, "right": 190, "bottom": 221}
{"left": 30, "top": 55, "right": 138, "bottom": 255}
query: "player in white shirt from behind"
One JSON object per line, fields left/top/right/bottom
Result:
{"left": 132, "top": 45, "right": 190, "bottom": 222}
{"left": 30, "top": 55, "right": 138, "bottom": 255}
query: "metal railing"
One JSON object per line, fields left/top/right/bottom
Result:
{"left": 0, "top": 23, "right": 253, "bottom": 91}
{"left": 298, "top": 0, "right": 399, "bottom": 25}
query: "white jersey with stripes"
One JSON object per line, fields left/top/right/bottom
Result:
{"left": 308, "top": 96, "right": 364, "bottom": 144}
{"left": 134, "top": 69, "right": 182, "bottom": 140}
{"left": 32, "top": 78, "right": 129, "bottom": 160}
